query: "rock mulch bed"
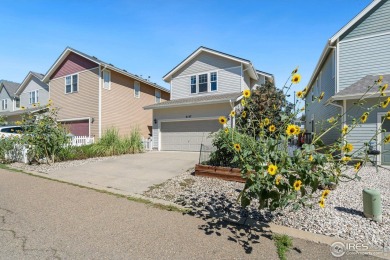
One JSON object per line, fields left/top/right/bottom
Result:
{"left": 144, "top": 166, "right": 390, "bottom": 249}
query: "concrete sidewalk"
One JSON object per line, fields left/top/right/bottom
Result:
{"left": 42, "top": 151, "right": 199, "bottom": 195}
{"left": 0, "top": 168, "right": 373, "bottom": 259}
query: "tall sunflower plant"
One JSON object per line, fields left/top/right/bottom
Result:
{"left": 212, "top": 69, "right": 388, "bottom": 211}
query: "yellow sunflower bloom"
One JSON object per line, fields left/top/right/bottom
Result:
{"left": 286, "top": 125, "right": 296, "bottom": 136}
{"left": 241, "top": 99, "right": 246, "bottom": 106}
{"left": 269, "top": 125, "right": 276, "bottom": 132}
{"left": 234, "top": 143, "right": 241, "bottom": 152}
{"left": 380, "top": 84, "right": 388, "bottom": 93}
{"left": 319, "top": 197, "right": 325, "bottom": 208}
{"left": 296, "top": 91, "right": 304, "bottom": 99}
{"left": 322, "top": 189, "right": 330, "bottom": 199}
{"left": 309, "top": 155, "right": 313, "bottom": 162}
{"left": 342, "top": 143, "right": 354, "bottom": 153}
{"left": 294, "top": 125, "right": 301, "bottom": 135}
{"left": 21, "top": 106, "right": 26, "bottom": 110}
{"left": 242, "top": 111, "right": 247, "bottom": 118}
{"left": 293, "top": 180, "right": 302, "bottom": 191}
{"left": 15, "top": 121, "right": 22, "bottom": 126}
{"left": 267, "top": 164, "right": 278, "bottom": 176}
{"left": 360, "top": 112, "right": 368, "bottom": 123}
{"left": 224, "top": 128, "right": 229, "bottom": 134}
{"left": 275, "top": 175, "right": 281, "bottom": 185}
{"left": 218, "top": 116, "right": 227, "bottom": 125}
{"left": 328, "top": 117, "right": 335, "bottom": 123}
{"left": 291, "top": 74, "right": 301, "bottom": 84}
{"left": 341, "top": 156, "right": 351, "bottom": 163}
{"left": 342, "top": 125, "right": 348, "bottom": 135}
{"left": 264, "top": 118, "right": 270, "bottom": 126}
{"left": 378, "top": 75, "right": 383, "bottom": 83}
{"left": 259, "top": 122, "right": 264, "bottom": 128}
{"left": 381, "top": 98, "right": 390, "bottom": 108}
{"left": 384, "top": 135, "right": 390, "bottom": 144}
{"left": 386, "top": 111, "right": 390, "bottom": 120}
{"left": 230, "top": 110, "right": 236, "bottom": 117}
{"left": 318, "top": 92, "right": 325, "bottom": 102}
{"left": 354, "top": 162, "right": 362, "bottom": 172}
{"left": 243, "top": 89, "right": 251, "bottom": 98}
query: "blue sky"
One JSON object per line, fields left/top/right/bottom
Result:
{"left": 0, "top": 0, "right": 371, "bottom": 102}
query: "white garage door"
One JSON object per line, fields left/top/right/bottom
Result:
{"left": 161, "top": 120, "right": 221, "bottom": 151}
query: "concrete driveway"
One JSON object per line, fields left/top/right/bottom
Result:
{"left": 43, "top": 151, "right": 199, "bottom": 195}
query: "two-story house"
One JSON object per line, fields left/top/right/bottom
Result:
{"left": 43, "top": 47, "right": 170, "bottom": 138}
{"left": 15, "top": 71, "right": 49, "bottom": 109}
{"left": 0, "top": 80, "right": 20, "bottom": 113}
{"left": 145, "top": 46, "right": 273, "bottom": 151}
{"left": 305, "top": 0, "right": 390, "bottom": 165}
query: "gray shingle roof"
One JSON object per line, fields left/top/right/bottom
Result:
{"left": 31, "top": 71, "right": 44, "bottom": 80}
{"left": 331, "top": 74, "right": 390, "bottom": 100}
{"left": 0, "top": 106, "right": 47, "bottom": 117}
{"left": 144, "top": 92, "right": 241, "bottom": 110}
{"left": 0, "top": 80, "right": 20, "bottom": 98}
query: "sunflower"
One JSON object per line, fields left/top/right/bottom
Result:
{"left": 384, "top": 135, "right": 390, "bottom": 144}
{"left": 259, "top": 122, "right": 264, "bottom": 128}
{"left": 381, "top": 98, "right": 390, "bottom": 108}
{"left": 319, "top": 198, "right": 325, "bottom": 208}
{"left": 234, "top": 143, "right": 241, "bottom": 152}
{"left": 327, "top": 117, "right": 335, "bottom": 124}
{"left": 378, "top": 75, "right": 383, "bottom": 83}
{"left": 264, "top": 118, "right": 270, "bottom": 126}
{"left": 275, "top": 175, "right": 281, "bottom": 185}
{"left": 342, "top": 125, "right": 348, "bottom": 135}
{"left": 341, "top": 156, "right": 351, "bottom": 163}
{"left": 296, "top": 91, "right": 304, "bottom": 99}
{"left": 293, "top": 180, "right": 302, "bottom": 191}
{"left": 21, "top": 106, "right": 26, "bottom": 110}
{"left": 241, "top": 99, "right": 246, "bottom": 107}
{"left": 269, "top": 125, "right": 276, "bottom": 132}
{"left": 309, "top": 155, "right": 313, "bottom": 162}
{"left": 218, "top": 116, "right": 227, "bottom": 125}
{"left": 230, "top": 110, "right": 236, "bottom": 117}
{"left": 380, "top": 84, "right": 388, "bottom": 93}
{"left": 286, "top": 125, "right": 296, "bottom": 136}
{"left": 291, "top": 66, "right": 299, "bottom": 74}
{"left": 242, "top": 111, "right": 247, "bottom": 118}
{"left": 342, "top": 143, "right": 354, "bottom": 153}
{"left": 224, "top": 128, "right": 229, "bottom": 134}
{"left": 15, "top": 121, "right": 22, "bottom": 126}
{"left": 243, "top": 89, "right": 251, "bottom": 98}
{"left": 267, "top": 164, "right": 278, "bottom": 176}
{"left": 318, "top": 92, "right": 325, "bottom": 102}
{"left": 294, "top": 125, "right": 301, "bottom": 135}
{"left": 291, "top": 73, "right": 301, "bottom": 84}
{"left": 322, "top": 189, "right": 330, "bottom": 199}
{"left": 387, "top": 111, "right": 390, "bottom": 120}
{"left": 360, "top": 112, "right": 368, "bottom": 123}
{"left": 354, "top": 162, "right": 362, "bottom": 172}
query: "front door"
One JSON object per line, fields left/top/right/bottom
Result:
{"left": 381, "top": 117, "right": 390, "bottom": 165}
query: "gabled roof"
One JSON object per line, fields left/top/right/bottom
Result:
{"left": 0, "top": 80, "right": 20, "bottom": 99}
{"left": 162, "top": 46, "right": 259, "bottom": 82}
{"left": 15, "top": 71, "right": 47, "bottom": 96}
{"left": 43, "top": 47, "right": 170, "bottom": 93}
{"left": 306, "top": 0, "right": 383, "bottom": 94}
{"left": 144, "top": 92, "right": 241, "bottom": 110}
{"left": 328, "top": 74, "right": 389, "bottom": 101}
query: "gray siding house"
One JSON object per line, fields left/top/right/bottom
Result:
{"left": 0, "top": 80, "right": 20, "bottom": 113}
{"left": 15, "top": 71, "right": 49, "bottom": 109}
{"left": 305, "top": 0, "right": 390, "bottom": 165}
{"left": 145, "top": 46, "right": 273, "bottom": 151}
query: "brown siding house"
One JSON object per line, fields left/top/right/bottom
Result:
{"left": 43, "top": 47, "right": 169, "bottom": 139}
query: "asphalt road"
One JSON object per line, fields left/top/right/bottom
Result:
{"left": 0, "top": 168, "right": 378, "bottom": 259}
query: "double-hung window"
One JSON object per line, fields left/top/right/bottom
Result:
{"left": 190, "top": 72, "right": 218, "bottom": 94}
{"left": 103, "top": 70, "right": 111, "bottom": 90}
{"left": 190, "top": 76, "right": 196, "bottom": 94}
{"left": 134, "top": 81, "right": 140, "bottom": 98}
{"left": 29, "top": 90, "right": 39, "bottom": 104}
{"left": 1, "top": 99, "right": 7, "bottom": 110}
{"left": 210, "top": 72, "right": 217, "bottom": 91}
{"left": 198, "top": 74, "right": 208, "bottom": 93}
{"left": 155, "top": 89, "right": 161, "bottom": 103}
{"left": 65, "top": 74, "right": 78, "bottom": 93}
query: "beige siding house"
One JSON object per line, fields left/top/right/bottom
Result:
{"left": 43, "top": 47, "right": 169, "bottom": 138}
{"left": 145, "top": 46, "right": 273, "bottom": 151}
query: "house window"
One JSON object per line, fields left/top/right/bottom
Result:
{"left": 210, "top": 72, "right": 217, "bottom": 91}
{"left": 198, "top": 74, "right": 208, "bottom": 93}
{"left": 103, "top": 70, "right": 111, "bottom": 90}
{"left": 29, "top": 90, "right": 39, "bottom": 104}
{"left": 190, "top": 76, "right": 196, "bottom": 94}
{"left": 1, "top": 99, "right": 7, "bottom": 110}
{"left": 15, "top": 98, "right": 20, "bottom": 108}
{"left": 155, "top": 89, "right": 161, "bottom": 103}
{"left": 134, "top": 81, "right": 140, "bottom": 98}
{"left": 65, "top": 74, "right": 78, "bottom": 93}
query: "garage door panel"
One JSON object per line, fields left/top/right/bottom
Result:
{"left": 161, "top": 120, "right": 221, "bottom": 151}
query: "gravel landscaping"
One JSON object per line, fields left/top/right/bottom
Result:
{"left": 144, "top": 166, "right": 390, "bottom": 249}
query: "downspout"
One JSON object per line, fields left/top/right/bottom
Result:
{"left": 98, "top": 65, "right": 108, "bottom": 139}
{"left": 328, "top": 100, "right": 345, "bottom": 153}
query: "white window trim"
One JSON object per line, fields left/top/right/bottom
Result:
{"left": 134, "top": 81, "right": 140, "bottom": 98}
{"left": 65, "top": 73, "right": 79, "bottom": 94}
{"left": 1, "top": 99, "right": 7, "bottom": 110}
{"left": 155, "top": 89, "right": 161, "bottom": 103}
{"left": 103, "top": 70, "right": 111, "bottom": 90}
{"left": 29, "top": 89, "right": 39, "bottom": 104}
{"left": 189, "top": 71, "right": 218, "bottom": 94}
